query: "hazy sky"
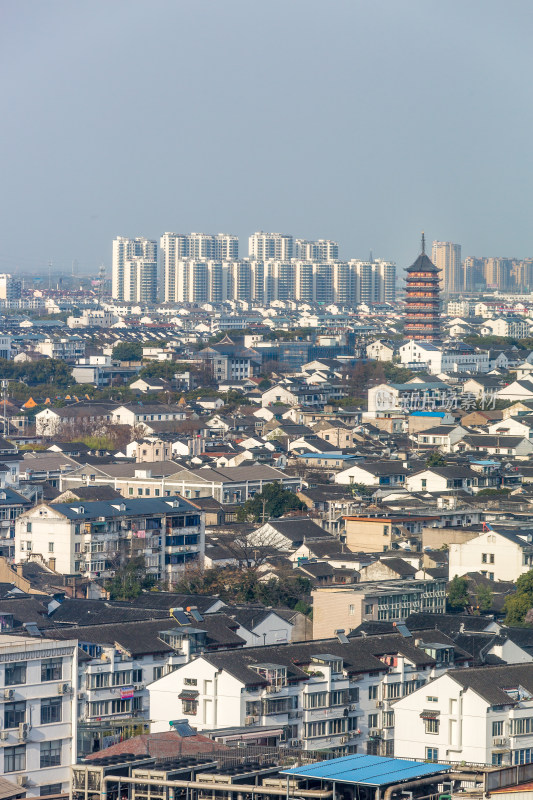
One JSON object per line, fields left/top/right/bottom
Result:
{"left": 2, "top": 0, "right": 532, "bottom": 275}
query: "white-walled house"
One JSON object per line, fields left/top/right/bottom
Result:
{"left": 15, "top": 497, "right": 204, "bottom": 583}
{"left": 148, "top": 635, "right": 453, "bottom": 753}
{"left": 406, "top": 466, "right": 479, "bottom": 495}
{"left": 394, "top": 663, "right": 533, "bottom": 766}
{"left": 449, "top": 528, "right": 533, "bottom": 582}
{"left": 0, "top": 633, "right": 78, "bottom": 797}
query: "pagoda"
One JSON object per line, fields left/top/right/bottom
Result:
{"left": 404, "top": 234, "right": 441, "bottom": 341}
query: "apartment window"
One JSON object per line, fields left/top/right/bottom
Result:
{"left": 40, "top": 785, "right": 63, "bottom": 797}
{"left": 137, "top": 489, "right": 143, "bottom": 496}
{"left": 421, "top": 479, "right": 427, "bottom": 488}
{"left": 184, "top": 678, "right": 197, "bottom": 686}
{"left": 426, "top": 747, "right": 439, "bottom": 761}
{"left": 48, "top": 541, "right": 54, "bottom": 552}
{"left": 129, "top": 488, "right": 133, "bottom": 495}
{"left": 383, "top": 710, "right": 395, "bottom": 728}
{"left": 349, "top": 604, "right": 355, "bottom": 615}
{"left": 385, "top": 682, "right": 402, "bottom": 699}
{"left": 304, "top": 721, "right": 327, "bottom": 738}
{"left": 132, "top": 696, "right": 143, "bottom": 711}
{"left": 4, "top": 745, "right": 25, "bottom": 772}
{"left": 492, "top": 753, "right": 503, "bottom": 766}
{"left": 493, "top": 720, "right": 504, "bottom": 736}
{"left": 132, "top": 669, "right": 143, "bottom": 683}
{"left": 41, "top": 697, "right": 62, "bottom": 724}
{"left": 425, "top": 718, "right": 440, "bottom": 734}
{"left": 40, "top": 739, "right": 61, "bottom": 768}
{"left": 153, "top": 667, "right": 163, "bottom": 680}
{"left": 368, "top": 685, "right": 378, "bottom": 700}
{"left": 304, "top": 692, "right": 328, "bottom": 709}
{"left": 5, "top": 662, "right": 26, "bottom": 686}
{"left": 368, "top": 713, "right": 379, "bottom": 728}
{"left": 40, "top": 658, "right": 62, "bottom": 683}
{"left": 365, "top": 604, "right": 374, "bottom": 615}
{"left": 155, "top": 489, "right": 160, "bottom": 497}
{"left": 513, "top": 749, "right": 533, "bottom": 765}
{"left": 26, "top": 522, "right": 32, "bottom": 532}
{"left": 4, "top": 702, "right": 25, "bottom": 728}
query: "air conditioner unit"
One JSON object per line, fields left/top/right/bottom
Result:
{"left": 289, "top": 739, "right": 301, "bottom": 747}
{"left": 0, "top": 731, "right": 9, "bottom": 741}
{"left": 3, "top": 689, "right": 14, "bottom": 700}
{"left": 18, "top": 723, "right": 29, "bottom": 740}
{"left": 340, "top": 736, "right": 349, "bottom": 744}
{"left": 16, "top": 776, "right": 28, "bottom": 787}
{"left": 244, "top": 715, "right": 257, "bottom": 726}
{"left": 350, "top": 703, "right": 358, "bottom": 711}
{"left": 376, "top": 700, "right": 383, "bottom": 707}
{"left": 58, "top": 683, "right": 71, "bottom": 695}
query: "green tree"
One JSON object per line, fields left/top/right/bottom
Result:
{"left": 236, "top": 483, "right": 305, "bottom": 522}
{"left": 447, "top": 576, "right": 470, "bottom": 611}
{"left": 112, "top": 342, "right": 143, "bottom": 361}
{"left": 503, "top": 569, "right": 533, "bottom": 626}
{"left": 425, "top": 450, "right": 446, "bottom": 467}
{"left": 474, "top": 583, "right": 493, "bottom": 613}
{"left": 105, "top": 557, "right": 155, "bottom": 600}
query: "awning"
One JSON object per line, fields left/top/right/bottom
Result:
{"left": 222, "top": 729, "right": 284, "bottom": 741}
{"left": 178, "top": 690, "right": 199, "bottom": 700}
{"left": 420, "top": 710, "right": 440, "bottom": 719}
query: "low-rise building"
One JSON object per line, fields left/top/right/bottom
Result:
{"left": 312, "top": 578, "right": 447, "bottom": 638}
{"left": 394, "top": 663, "right": 533, "bottom": 766}
{"left": 15, "top": 497, "right": 204, "bottom": 583}
{"left": 449, "top": 527, "right": 533, "bottom": 582}
{"left": 0, "top": 633, "right": 78, "bottom": 797}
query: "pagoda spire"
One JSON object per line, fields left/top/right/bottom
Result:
{"left": 421, "top": 231, "right": 425, "bottom": 254}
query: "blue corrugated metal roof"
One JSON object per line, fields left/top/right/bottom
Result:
{"left": 281, "top": 754, "right": 449, "bottom": 787}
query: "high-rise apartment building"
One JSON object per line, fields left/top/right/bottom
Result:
{"left": 463, "top": 257, "right": 485, "bottom": 292}
{"left": 112, "top": 237, "right": 157, "bottom": 301}
{"left": 295, "top": 239, "right": 339, "bottom": 261}
{"left": 248, "top": 232, "right": 293, "bottom": 261}
{"left": 160, "top": 233, "right": 238, "bottom": 302}
{"left": 0, "top": 274, "right": 21, "bottom": 301}
{"left": 432, "top": 241, "right": 462, "bottom": 295}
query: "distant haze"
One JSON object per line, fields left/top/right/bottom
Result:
{"left": 1, "top": 0, "right": 532, "bottom": 275}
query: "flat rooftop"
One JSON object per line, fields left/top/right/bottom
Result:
{"left": 281, "top": 754, "right": 450, "bottom": 787}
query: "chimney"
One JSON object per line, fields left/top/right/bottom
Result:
{"left": 16, "top": 564, "right": 23, "bottom": 577}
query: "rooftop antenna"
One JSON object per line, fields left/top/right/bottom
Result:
{"left": 48, "top": 259, "right": 52, "bottom": 289}
{"left": 369, "top": 250, "right": 373, "bottom": 263}
{"left": 421, "top": 232, "right": 426, "bottom": 254}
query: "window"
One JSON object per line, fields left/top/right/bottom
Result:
{"left": 368, "top": 713, "right": 379, "bottom": 728}
{"left": 368, "top": 685, "right": 378, "bottom": 700}
{"left": 153, "top": 666, "right": 163, "bottom": 680}
{"left": 349, "top": 604, "right": 355, "bottom": 615}
{"left": 182, "top": 698, "right": 197, "bottom": 715}
{"left": 41, "top": 697, "right": 62, "bottom": 724}
{"left": 493, "top": 720, "right": 504, "bottom": 736}
{"left": 41, "top": 659, "right": 62, "bottom": 682}
{"left": 40, "top": 785, "right": 63, "bottom": 797}
{"left": 4, "top": 702, "right": 25, "bottom": 729}
{"left": 492, "top": 753, "right": 503, "bottom": 766}
{"left": 426, "top": 747, "right": 439, "bottom": 761}
{"left": 129, "top": 488, "right": 133, "bottom": 495}
{"left": 304, "top": 721, "right": 327, "bottom": 738}
{"left": 421, "top": 479, "right": 427, "bottom": 488}
{"left": 184, "top": 678, "right": 197, "bottom": 686}
{"left": 5, "top": 745, "right": 26, "bottom": 772}
{"left": 26, "top": 522, "right": 32, "bottom": 532}
{"left": 425, "top": 718, "right": 440, "bottom": 734}
{"left": 132, "top": 669, "right": 143, "bottom": 683}
{"left": 365, "top": 604, "right": 374, "bottom": 615}
{"left": 427, "top": 696, "right": 438, "bottom": 703}
{"left": 304, "top": 692, "right": 328, "bottom": 709}
{"left": 48, "top": 542, "right": 54, "bottom": 552}
{"left": 5, "top": 662, "right": 26, "bottom": 686}
{"left": 383, "top": 710, "right": 395, "bottom": 728}
{"left": 40, "top": 739, "right": 61, "bottom": 768}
